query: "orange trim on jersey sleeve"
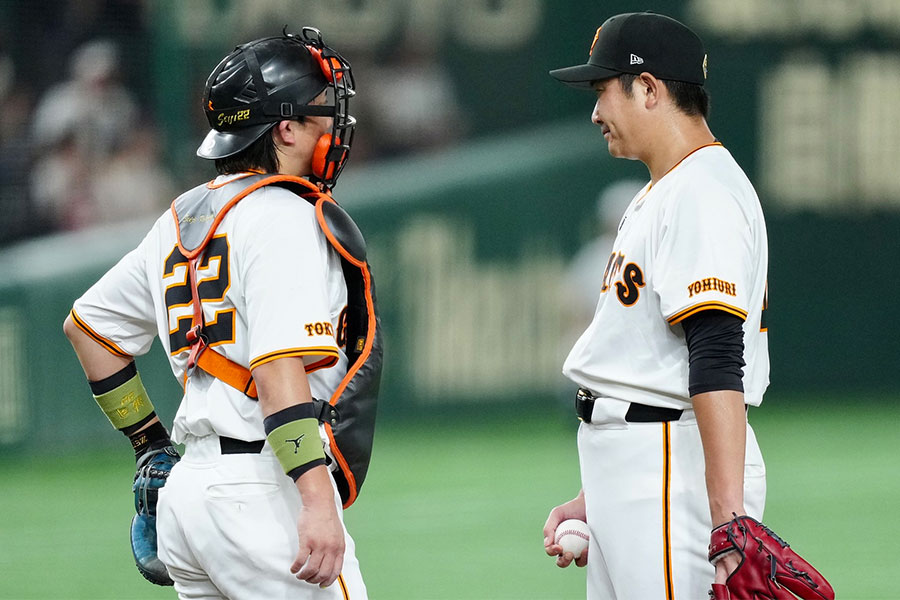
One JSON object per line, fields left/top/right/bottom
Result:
{"left": 194, "top": 347, "right": 337, "bottom": 400}
{"left": 248, "top": 346, "right": 340, "bottom": 371}
{"left": 305, "top": 355, "right": 340, "bottom": 374}
{"left": 69, "top": 309, "right": 132, "bottom": 358}
{"left": 666, "top": 301, "right": 748, "bottom": 325}
{"left": 337, "top": 574, "right": 349, "bottom": 599}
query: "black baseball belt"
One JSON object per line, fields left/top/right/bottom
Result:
{"left": 575, "top": 387, "right": 683, "bottom": 424}
{"left": 220, "top": 437, "right": 265, "bottom": 454}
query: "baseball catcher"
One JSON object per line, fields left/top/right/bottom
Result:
{"left": 64, "top": 26, "right": 380, "bottom": 596}
{"left": 708, "top": 515, "right": 834, "bottom": 599}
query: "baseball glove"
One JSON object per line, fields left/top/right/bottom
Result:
{"left": 130, "top": 446, "right": 180, "bottom": 586}
{"left": 708, "top": 515, "right": 834, "bottom": 600}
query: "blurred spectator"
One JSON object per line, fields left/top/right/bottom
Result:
{"left": 7, "top": 0, "right": 149, "bottom": 95}
{"left": 29, "top": 127, "right": 93, "bottom": 230}
{"left": 0, "top": 52, "right": 46, "bottom": 244}
{"left": 0, "top": 51, "right": 12, "bottom": 101}
{"left": 93, "top": 123, "right": 176, "bottom": 224}
{"left": 353, "top": 39, "right": 466, "bottom": 159}
{"left": 31, "top": 38, "right": 136, "bottom": 160}
{"left": 26, "top": 38, "right": 173, "bottom": 232}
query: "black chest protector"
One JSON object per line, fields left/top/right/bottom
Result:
{"left": 171, "top": 173, "right": 382, "bottom": 508}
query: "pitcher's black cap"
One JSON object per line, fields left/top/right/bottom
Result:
{"left": 550, "top": 12, "right": 707, "bottom": 89}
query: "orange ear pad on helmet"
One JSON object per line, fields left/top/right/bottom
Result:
{"left": 307, "top": 46, "right": 343, "bottom": 83}
{"left": 312, "top": 134, "right": 345, "bottom": 180}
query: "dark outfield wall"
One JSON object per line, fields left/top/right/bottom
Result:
{"left": 0, "top": 0, "right": 896, "bottom": 450}
{"left": 0, "top": 120, "right": 896, "bottom": 452}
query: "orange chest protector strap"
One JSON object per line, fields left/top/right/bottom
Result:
{"left": 172, "top": 173, "right": 299, "bottom": 397}
{"left": 171, "top": 173, "right": 382, "bottom": 508}
{"left": 181, "top": 237, "right": 254, "bottom": 397}
{"left": 174, "top": 174, "right": 338, "bottom": 400}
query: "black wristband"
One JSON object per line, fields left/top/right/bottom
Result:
{"left": 287, "top": 458, "right": 328, "bottom": 481}
{"left": 121, "top": 412, "right": 156, "bottom": 437}
{"left": 89, "top": 361, "right": 137, "bottom": 395}
{"left": 128, "top": 418, "right": 172, "bottom": 459}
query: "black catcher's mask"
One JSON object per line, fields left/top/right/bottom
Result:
{"left": 197, "top": 27, "right": 356, "bottom": 190}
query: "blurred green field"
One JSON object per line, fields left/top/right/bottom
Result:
{"left": 1, "top": 396, "right": 897, "bottom": 599}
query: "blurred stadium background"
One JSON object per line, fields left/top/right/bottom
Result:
{"left": 0, "top": 0, "right": 898, "bottom": 598}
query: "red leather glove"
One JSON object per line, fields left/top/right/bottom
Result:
{"left": 708, "top": 515, "right": 834, "bottom": 600}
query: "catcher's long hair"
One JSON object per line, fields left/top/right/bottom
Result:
{"left": 213, "top": 122, "right": 298, "bottom": 175}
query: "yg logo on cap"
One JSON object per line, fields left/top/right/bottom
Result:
{"left": 630, "top": 54, "right": 644, "bottom": 65}
{"left": 589, "top": 26, "right": 602, "bottom": 56}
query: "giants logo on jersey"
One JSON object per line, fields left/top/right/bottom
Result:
{"left": 600, "top": 251, "right": 646, "bottom": 307}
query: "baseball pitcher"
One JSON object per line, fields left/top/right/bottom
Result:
{"left": 541, "top": 12, "right": 834, "bottom": 600}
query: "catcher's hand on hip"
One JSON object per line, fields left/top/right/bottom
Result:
{"left": 131, "top": 445, "right": 180, "bottom": 586}
{"left": 708, "top": 514, "right": 834, "bottom": 600}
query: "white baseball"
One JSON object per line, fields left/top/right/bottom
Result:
{"left": 554, "top": 519, "right": 590, "bottom": 559}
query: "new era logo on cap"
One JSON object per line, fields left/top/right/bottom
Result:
{"left": 550, "top": 12, "right": 708, "bottom": 89}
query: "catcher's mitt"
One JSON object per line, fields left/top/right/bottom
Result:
{"left": 131, "top": 446, "right": 180, "bottom": 586}
{"left": 708, "top": 515, "right": 834, "bottom": 600}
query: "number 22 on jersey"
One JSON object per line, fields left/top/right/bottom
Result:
{"left": 163, "top": 234, "right": 234, "bottom": 355}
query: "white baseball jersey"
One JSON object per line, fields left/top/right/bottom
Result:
{"left": 563, "top": 143, "right": 769, "bottom": 407}
{"left": 72, "top": 172, "right": 349, "bottom": 444}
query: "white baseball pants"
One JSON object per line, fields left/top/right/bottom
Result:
{"left": 157, "top": 434, "right": 366, "bottom": 600}
{"left": 577, "top": 400, "right": 766, "bottom": 599}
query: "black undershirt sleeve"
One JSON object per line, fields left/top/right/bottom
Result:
{"left": 681, "top": 309, "right": 746, "bottom": 397}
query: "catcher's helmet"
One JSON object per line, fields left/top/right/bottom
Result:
{"left": 197, "top": 27, "right": 356, "bottom": 189}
